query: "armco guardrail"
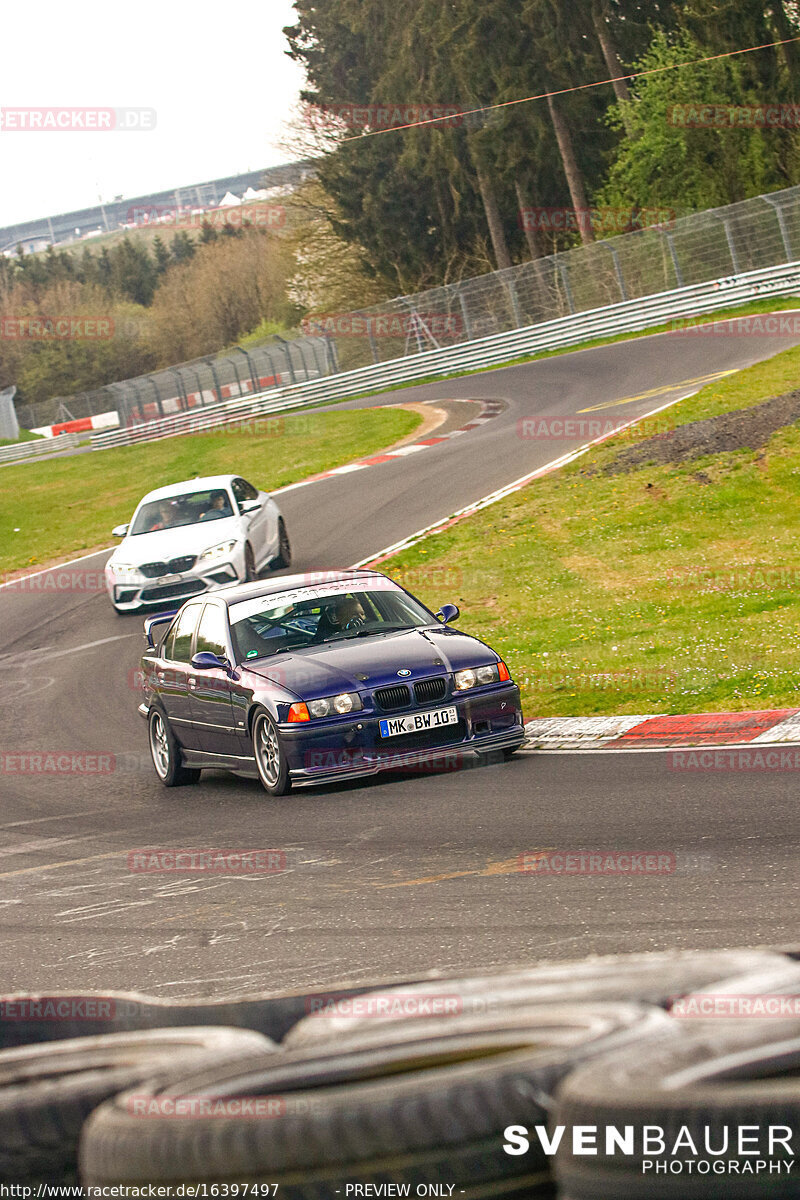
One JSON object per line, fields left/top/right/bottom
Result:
{"left": 90, "top": 261, "right": 800, "bottom": 452}
{"left": 0, "top": 432, "right": 81, "bottom": 465}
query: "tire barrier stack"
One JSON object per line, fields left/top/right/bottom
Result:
{"left": 0, "top": 947, "right": 797, "bottom": 1196}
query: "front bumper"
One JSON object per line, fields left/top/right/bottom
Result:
{"left": 107, "top": 560, "right": 240, "bottom": 611}
{"left": 279, "top": 683, "right": 526, "bottom": 787}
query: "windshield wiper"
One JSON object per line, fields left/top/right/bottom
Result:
{"left": 347, "top": 624, "right": 412, "bottom": 639}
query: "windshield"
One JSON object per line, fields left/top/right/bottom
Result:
{"left": 129, "top": 489, "right": 234, "bottom": 535}
{"left": 229, "top": 587, "right": 433, "bottom": 661}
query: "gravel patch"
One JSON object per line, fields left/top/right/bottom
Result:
{"left": 596, "top": 389, "right": 800, "bottom": 476}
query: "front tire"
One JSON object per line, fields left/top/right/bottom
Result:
{"left": 252, "top": 710, "right": 291, "bottom": 796}
{"left": 242, "top": 543, "right": 256, "bottom": 582}
{"left": 148, "top": 708, "right": 200, "bottom": 787}
{"left": 270, "top": 518, "right": 291, "bottom": 570}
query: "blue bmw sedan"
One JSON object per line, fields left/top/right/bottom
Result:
{"left": 138, "top": 570, "right": 526, "bottom": 794}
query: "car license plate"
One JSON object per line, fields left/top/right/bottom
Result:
{"left": 158, "top": 574, "right": 182, "bottom": 586}
{"left": 379, "top": 706, "right": 458, "bottom": 738}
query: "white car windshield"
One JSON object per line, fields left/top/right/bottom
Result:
{"left": 129, "top": 489, "right": 235, "bottom": 535}
{"left": 229, "top": 588, "right": 433, "bottom": 660}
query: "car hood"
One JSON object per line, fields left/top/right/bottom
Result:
{"left": 110, "top": 518, "right": 242, "bottom": 565}
{"left": 246, "top": 627, "right": 496, "bottom": 695}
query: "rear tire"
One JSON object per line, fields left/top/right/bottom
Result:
{"left": 252, "top": 710, "right": 291, "bottom": 796}
{"left": 148, "top": 708, "right": 200, "bottom": 787}
{"left": 271, "top": 518, "right": 291, "bottom": 569}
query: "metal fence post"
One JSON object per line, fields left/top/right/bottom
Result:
{"left": 559, "top": 262, "right": 575, "bottom": 314}
{"left": 602, "top": 243, "right": 628, "bottom": 302}
{"left": 206, "top": 359, "right": 224, "bottom": 405}
{"left": 233, "top": 346, "right": 258, "bottom": 393}
{"left": 274, "top": 336, "right": 297, "bottom": 385}
{"left": 716, "top": 216, "right": 741, "bottom": 274}
{"left": 663, "top": 231, "right": 684, "bottom": 288}
{"left": 761, "top": 193, "right": 793, "bottom": 262}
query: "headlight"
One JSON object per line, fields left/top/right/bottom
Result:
{"left": 308, "top": 692, "right": 363, "bottom": 718}
{"left": 198, "top": 540, "right": 238, "bottom": 563}
{"left": 454, "top": 663, "right": 505, "bottom": 690}
{"left": 111, "top": 562, "right": 138, "bottom": 578}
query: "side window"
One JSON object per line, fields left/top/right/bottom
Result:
{"left": 195, "top": 604, "right": 228, "bottom": 659}
{"left": 162, "top": 618, "right": 179, "bottom": 661}
{"left": 232, "top": 477, "right": 258, "bottom": 509}
{"left": 171, "top": 604, "right": 202, "bottom": 663}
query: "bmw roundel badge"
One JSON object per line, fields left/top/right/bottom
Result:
{"left": 397, "top": 669, "right": 412, "bottom": 677}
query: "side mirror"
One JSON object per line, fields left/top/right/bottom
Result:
{"left": 435, "top": 603, "right": 460, "bottom": 625}
{"left": 241, "top": 501, "right": 262, "bottom": 516}
{"left": 191, "top": 651, "right": 227, "bottom": 670}
{"left": 112, "top": 524, "right": 129, "bottom": 539}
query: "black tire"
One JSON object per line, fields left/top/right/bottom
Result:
{"left": 0, "top": 1026, "right": 272, "bottom": 1183}
{"left": 0, "top": 975, "right": 433, "bottom": 1051}
{"left": 270, "top": 517, "right": 291, "bottom": 569}
{"left": 243, "top": 542, "right": 256, "bottom": 582}
{"left": 554, "top": 1012, "right": 800, "bottom": 1199}
{"left": 284, "top": 948, "right": 790, "bottom": 1048}
{"left": 79, "top": 1002, "right": 667, "bottom": 1192}
{"left": 252, "top": 709, "right": 291, "bottom": 796}
{"left": 148, "top": 707, "right": 200, "bottom": 787}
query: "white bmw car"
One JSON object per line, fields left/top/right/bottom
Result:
{"left": 105, "top": 474, "right": 291, "bottom": 613}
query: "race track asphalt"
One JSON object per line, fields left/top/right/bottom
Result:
{"left": 2, "top": 320, "right": 799, "bottom": 996}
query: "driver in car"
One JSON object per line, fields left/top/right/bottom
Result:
{"left": 331, "top": 596, "right": 366, "bottom": 631}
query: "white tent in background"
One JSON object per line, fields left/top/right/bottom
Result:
{"left": 218, "top": 191, "right": 242, "bottom": 207}
{"left": 242, "top": 186, "right": 269, "bottom": 202}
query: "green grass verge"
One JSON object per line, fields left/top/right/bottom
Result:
{"left": 379, "top": 341, "right": 800, "bottom": 717}
{"left": 0, "top": 408, "right": 421, "bottom": 577}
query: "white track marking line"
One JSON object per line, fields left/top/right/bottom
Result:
{"left": 0, "top": 547, "right": 112, "bottom": 591}
{"left": 351, "top": 389, "right": 699, "bottom": 567}
{"left": 0, "top": 810, "right": 115, "bottom": 831}
{"left": 1, "top": 634, "right": 138, "bottom": 665}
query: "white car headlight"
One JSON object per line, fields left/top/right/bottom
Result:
{"left": 198, "top": 540, "right": 238, "bottom": 563}
{"left": 308, "top": 692, "right": 363, "bottom": 719}
{"left": 110, "top": 562, "right": 139, "bottom": 578}
{"left": 454, "top": 664, "right": 502, "bottom": 690}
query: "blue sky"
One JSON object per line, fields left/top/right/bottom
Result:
{"left": 0, "top": 0, "right": 306, "bottom": 227}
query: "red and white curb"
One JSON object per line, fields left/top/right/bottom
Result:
{"left": 275, "top": 400, "right": 503, "bottom": 496}
{"left": 523, "top": 708, "right": 800, "bottom": 751}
